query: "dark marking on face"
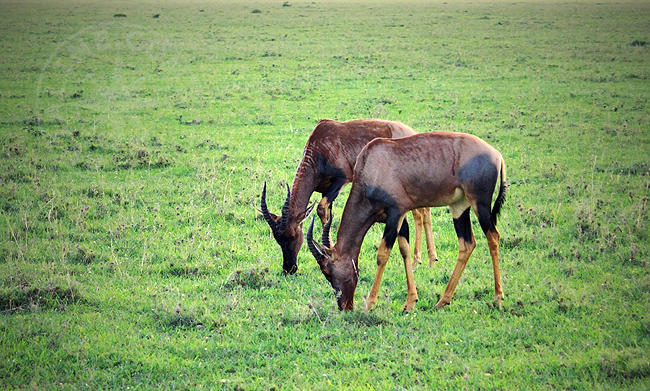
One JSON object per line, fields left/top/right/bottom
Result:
{"left": 320, "top": 258, "right": 356, "bottom": 310}
{"left": 330, "top": 279, "right": 343, "bottom": 303}
{"left": 274, "top": 228, "right": 301, "bottom": 275}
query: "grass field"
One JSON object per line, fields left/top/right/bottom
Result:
{"left": 1, "top": 0, "right": 649, "bottom": 389}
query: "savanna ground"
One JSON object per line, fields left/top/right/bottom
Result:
{"left": 0, "top": 0, "right": 649, "bottom": 389}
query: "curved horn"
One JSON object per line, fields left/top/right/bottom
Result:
{"left": 279, "top": 184, "right": 291, "bottom": 231}
{"left": 306, "top": 215, "right": 325, "bottom": 261}
{"left": 260, "top": 182, "right": 279, "bottom": 233}
{"left": 322, "top": 212, "right": 333, "bottom": 250}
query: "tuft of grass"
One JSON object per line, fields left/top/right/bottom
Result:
{"left": 343, "top": 311, "right": 390, "bottom": 327}
{"left": 601, "top": 348, "right": 650, "bottom": 380}
{"left": 0, "top": 285, "right": 85, "bottom": 313}
{"left": 222, "top": 267, "right": 275, "bottom": 290}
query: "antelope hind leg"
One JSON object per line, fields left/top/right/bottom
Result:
{"left": 421, "top": 207, "right": 438, "bottom": 267}
{"left": 486, "top": 227, "right": 504, "bottom": 309}
{"left": 411, "top": 208, "right": 424, "bottom": 265}
{"left": 476, "top": 202, "right": 504, "bottom": 309}
{"left": 436, "top": 206, "right": 476, "bottom": 308}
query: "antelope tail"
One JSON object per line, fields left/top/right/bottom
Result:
{"left": 491, "top": 159, "right": 507, "bottom": 227}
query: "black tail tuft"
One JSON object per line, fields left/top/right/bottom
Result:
{"left": 491, "top": 161, "right": 507, "bottom": 226}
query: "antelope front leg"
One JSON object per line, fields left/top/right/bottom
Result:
{"left": 365, "top": 238, "right": 391, "bottom": 311}
{"left": 411, "top": 208, "right": 424, "bottom": 265}
{"left": 316, "top": 197, "right": 331, "bottom": 225}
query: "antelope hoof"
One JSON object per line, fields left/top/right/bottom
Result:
{"left": 364, "top": 299, "right": 377, "bottom": 312}
{"left": 435, "top": 298, "right": 450, "bottom": 309}
{"left": 494, "top": 294, "right": 504, "bottom": 310}
{"left": 428, "top": 258, "right": 439, "bottom": 268}
{"left": 403, "top": 299, "right": 418, "bottom": 313}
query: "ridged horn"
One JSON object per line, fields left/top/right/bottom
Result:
{"left": 306, "top": 215, "right": 325, "bottom": 261}
{"left": 322, "top": 213, "right": 333, "bottom": 250}
{"left": 260, "top": 182, "right": 279, "bottom": 234}
{"left": 279, "top": 184, "right": 291, "bottom": 231}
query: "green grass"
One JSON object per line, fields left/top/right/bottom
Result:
{"left": 1, "top": 0, "right": 649, "bottom": 389}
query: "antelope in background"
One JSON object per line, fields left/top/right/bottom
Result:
{"left": 260, "top": 119, "right": 438, "bottom": 274}
{"left": 307, "top": 131, "right": 507, "bottom": 311}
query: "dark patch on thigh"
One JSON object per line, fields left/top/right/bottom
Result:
{"left": 458, "top": 153, "right": 498, "bottom": 197}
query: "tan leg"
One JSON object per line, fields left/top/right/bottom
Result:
{"left": 486, "top": 228, "right": 504, "bottom": 308}
{"left": 365, "top": 238, "right": 391, "bottom": 311}
{"left": 421, "top": 207, "right": 438, "bottom": 267}
{"left": 411, "top": 208, "right": 424, "bottom": 264}
{"left": 436, "top": 237, "right": 476, "bottom": 308}
{"left": 316, "top": 197, "right": 330, "bottom": 225}
{"left": 316, "top": 197, "right": 335, "bottom": 246}
{"left": 436, "top": 204, "right": 475, "bottom": 308}
{"left": 398, "top": 235, "right": 418, "bottom": 312}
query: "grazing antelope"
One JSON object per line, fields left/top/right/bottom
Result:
{"left": 260, "top": 119, "right": 438, "bottom": 274}
{"left": 307, "top": 131, "right": 507, "bottom": 311}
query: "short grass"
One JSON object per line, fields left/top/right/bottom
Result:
{"left": 1, "top": 0, "right": 649, "bottom": 389}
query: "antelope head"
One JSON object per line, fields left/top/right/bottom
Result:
{"left": 306, "top": 214, "right": 358, "bottom": 311}
{"left": 260, "top": 182, "right": 312, "bottom": 274}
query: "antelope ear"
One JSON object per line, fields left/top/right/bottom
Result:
{"left": 256, "top": 208, "right": 280, "bottom": 222}
{"left": 322, "top": 244, "right": 333, "bottom": 257}
{"left": 296, "top": 201, "right": 317, "bottom": 225}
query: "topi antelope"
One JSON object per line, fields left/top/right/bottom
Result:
{"left": 260, "top": 119, "right": 438, "bottom": 274}
{"left": 307, "top": 131, "right": 507, "bottom": 311}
